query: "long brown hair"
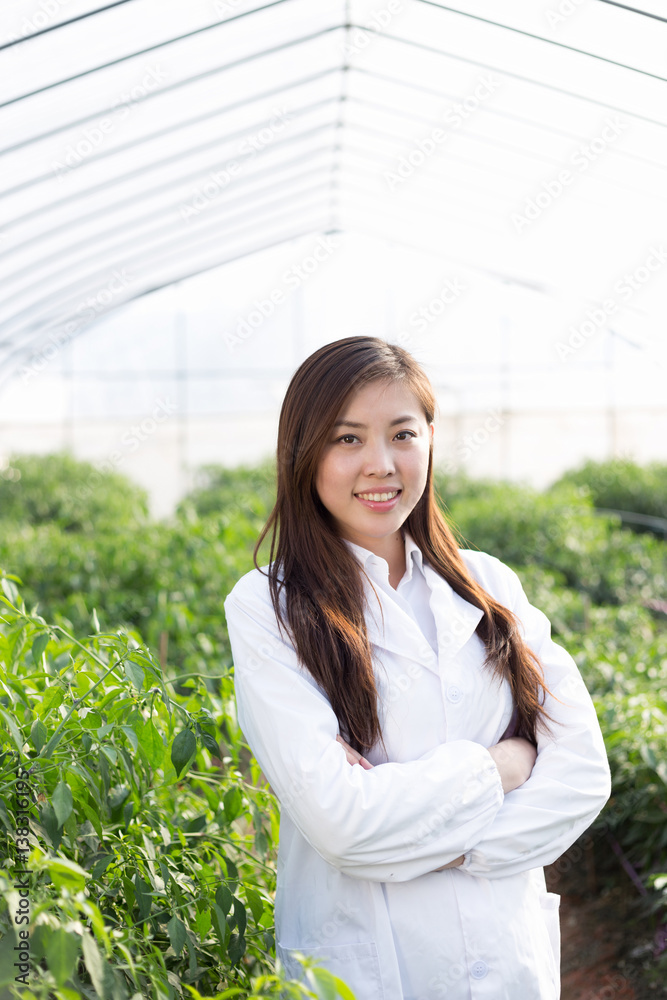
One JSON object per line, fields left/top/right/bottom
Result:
{"left": 254, "top": 336, "right": 555, "bottom": 753}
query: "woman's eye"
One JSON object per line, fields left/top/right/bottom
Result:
{"left": 395, "top": 431, "right": 416, "bottom": 441}
{"left": 337, "top": 434, "right": 358, "bottom": 444}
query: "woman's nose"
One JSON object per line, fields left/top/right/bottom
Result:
{"left": 362, "top": 442, "right": 396, "bottom": 478}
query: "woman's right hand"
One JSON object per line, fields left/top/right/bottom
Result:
{"left": 336, "top": 734, "right": 373, "bottom": 769}
{"left": 487, "top": 737, "right": 537, "bottom": 793}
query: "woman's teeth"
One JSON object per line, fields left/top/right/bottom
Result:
{"left": 357, "top": 490, "right": 399, "bottom": 502}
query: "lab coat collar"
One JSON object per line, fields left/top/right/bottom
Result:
{"left": 344, "top": 533, "right": 485, "bottom": 670}
{"left": 343, "top": 530, "right": 423, "bottom": 586}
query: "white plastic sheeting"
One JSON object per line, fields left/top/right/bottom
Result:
{"left": 1, "top": 0, "right": 666, "bottom": 386}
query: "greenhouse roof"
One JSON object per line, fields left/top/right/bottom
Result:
{"left": 1, "top": 0, "right": 666, "bottom": 384}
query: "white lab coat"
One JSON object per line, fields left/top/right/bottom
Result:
{"left": 224, "top": 547, "right": 611, "bottom": 1000}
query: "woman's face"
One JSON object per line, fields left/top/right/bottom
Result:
{"left": 315, "top": 379, "right": 433, "bottom": 552}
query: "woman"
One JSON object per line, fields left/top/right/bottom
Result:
{"left": 224, "top": 336, "right": 611, "bottom": 1000}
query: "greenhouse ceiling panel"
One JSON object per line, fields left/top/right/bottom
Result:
{"left": 1, "top": 0, "right": 666, "bottom": 383}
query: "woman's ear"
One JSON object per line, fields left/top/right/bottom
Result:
{"left": 429, "top": 422, "right": 435, "bottom": 441}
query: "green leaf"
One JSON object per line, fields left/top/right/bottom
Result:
{"left": 31, "top": 632, "right": 50, "bottom": 664}
{"left": 45, "top": 928, "right": 80, "bottom": 987}
{"left": 122, "top": 800, "right": 134, "bottom": 829}
{"left": 124, "top": 658, "right": 145, "bottom": 692}
{"left": 134, "top": 873, "right": 152, "bottom": 921}
{"left": 200, "top": 730, "right": 220, "bottom": 756}
{"left": 80, "top": 931, "right": 107, "bottom": 998}
{"left": 38, "top": 684, "right": 64, "bottom": 718}
{"left": 90, "top": 854, "right": 115, "bottom": 879}
{"left": 227, "top": 932, "right": 245, "bottom": 966}
{"left": 78, "top": 710, "right": 102, "bottom": 730}
{"left": 30, "top": 717, "right": 47, "bottom": 753}
{"left": 211, "top": 902, "right": 229, "bottom": 950}
{"left": 0, "top": 708, "right": 24, "bottom": 753}
{"left": 309, "top": 967, "right": 357, "bottom": 1000}
{"left": 0, "top": 577, "right": 18, "bottom": 605}
{"left": 167, "top": 914, "right": 187, "bottom": 956}
{"left": 215, "top": 883, "right": 233, "bottom": 917}
{"left": 223, "top": 786, "right": 243, "bottom": 823}
{"left": 222, "top": 855, "right": 238, "bottom": 888}
{"left": 119, "top": 725, "right": 138, "bottom": 752}
{"left": 244, "top": 886, "right": 264, "bottom": 925}
{"left": 101, "top": 745, "right": 118, "bottom": 766}
{"left": 194, "top": 907, "right": 212, "bottom": 938}
{"left": 41, "top": 727, "right": 65, "bottom": 760}
{"left": 122, "top": 875, "right": 135, "bottom": 911}
{"left": 231, "top": 898, "right": 246, "bottom": 939}
{"left": 53, "top": 779, "right": 74, "bottom": 826}
{"left": 47, "top": 857, "right": 89, "bottom": 891}
{"left": 137, "top": 719, "right": 164, "bottom": 769}
{"left": 170, "top": 728, "right": 196, "bottom": 778}
{"left": 254, "top": 827, "right": 269, "bottom": 857}
{"left": 109, "top": 786, "right": 130, "bottom": 813}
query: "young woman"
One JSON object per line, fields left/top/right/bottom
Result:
{"left": 224, "top": 336, "right": 611, "bottom": 1000}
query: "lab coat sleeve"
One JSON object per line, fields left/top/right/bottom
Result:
{"left": 224, "top": 570, "right": 505, "bottom": 883}
{"left": 458, "top": 556, "right": 612, "bottom": 880}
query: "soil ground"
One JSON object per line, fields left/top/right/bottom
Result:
{"left": 545, "top": 843, "right": 667, "bottom": 1000}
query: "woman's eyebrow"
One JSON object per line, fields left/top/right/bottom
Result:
{"left": 333, "top": 415, "right": 419, "bottom": 428}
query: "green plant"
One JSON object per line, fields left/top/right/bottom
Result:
{"left": 176, "top": 464, "right": 276, "bottom": 525}
{"left": 0, "top": 453, "right": 148, "bottom": 533}
{"left": 550, "top": 457, "right": 667, "bottom": 526}
{"left": 0, "top": 574, "right": 352, "bottom": 1000}
{"left": 439, "top": 479, "right": 667, "bottom": 606}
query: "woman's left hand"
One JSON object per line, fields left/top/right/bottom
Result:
{"left": 336, "top": 734, "right": 374, "bottom": 769}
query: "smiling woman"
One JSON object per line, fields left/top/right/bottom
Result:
{"left": 223, "top": 335, "right": 611, "bottom": 1000}
{"left": 315, "top": 380, "right": 433, "bottom": 587}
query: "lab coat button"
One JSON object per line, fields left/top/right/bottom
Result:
{"left": 471, "top": 960, "right": 488, "bottom": 979}
{"left": 446, "top": 685, "right": 462, "bottom": 703}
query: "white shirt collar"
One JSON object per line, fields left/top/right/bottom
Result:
{"left": 343, "top": 530, "right": 425, "bottom": 586}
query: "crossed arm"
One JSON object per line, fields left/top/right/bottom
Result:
{"left": 225, "top": 558, "right": 610, "bottom": 882}
{"left": 335, "top": 733, "right": 538, "bottom": 870}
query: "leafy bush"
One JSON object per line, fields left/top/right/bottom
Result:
{"left": 563, "top": 603, "right": 667, "bottom": 869}
{"left": 0, "top": 511, "right": 272, "bottom": 683}
{"left": 550, "top": 457, "right": 667, "bottom": 525}
{"left": 176, "top": 464, "right": 276, "bottom": 524}
{"left": 0, "top": 453, "right": 148, "bottom": 533}
{"left": 0, "top": 575, "right": 353, "bottom": 1000}
{"left": 437, "top": 478, "right": 667, "bottom": 606}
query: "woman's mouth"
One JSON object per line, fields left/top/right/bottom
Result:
{"left": 354, "top": 489, "right": 402, "bottom": 510}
